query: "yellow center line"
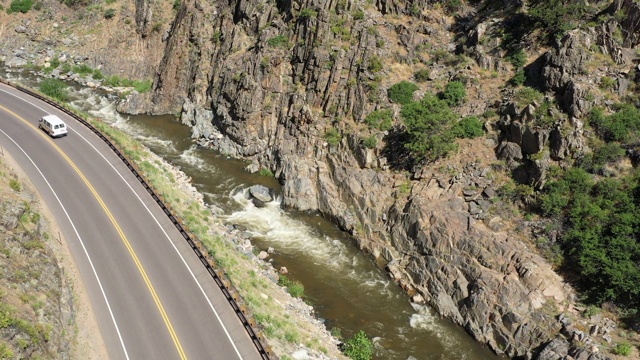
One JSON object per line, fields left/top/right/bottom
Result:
{"left": 2, "top": 106, "right": 188, "bottom": 360}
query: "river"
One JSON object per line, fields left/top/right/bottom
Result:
{"left": 2, "top": 68, "right": 500, "bottom": 360}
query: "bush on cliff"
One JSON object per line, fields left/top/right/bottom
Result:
{"left": 401, "top": 94, "right": 458, "bottom": 163}
{"left": 387, "top": 81, "right": 419, "bottom": 105}
{"left": 442, "top": 81, "right": 466, "bottom": 106}
{"left": 8, "top": 0, "right": 32, "bottom": 13}
{"left": 539, "top": 168, "right": 640, "bottom": 310}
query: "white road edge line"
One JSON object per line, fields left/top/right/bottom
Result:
{"left": 1, "top": 87, "right": 245, "bottom": 359}
{"left": 0, "top": 128, "right": 131, "bottom": 360}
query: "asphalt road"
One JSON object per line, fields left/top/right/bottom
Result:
{"left": 0, "top": 82, "right": 263, "bottom": 360}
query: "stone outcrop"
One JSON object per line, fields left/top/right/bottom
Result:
{"left": 0, "top": 167, "right": 76, "bottom": 359}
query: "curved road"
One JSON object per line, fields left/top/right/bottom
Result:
{"left": 0, "top": 82, "right": 263, "bottom": 360}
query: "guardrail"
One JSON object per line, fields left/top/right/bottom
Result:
{"left": 1, "top": 78, "right": 273, "bottom": 360}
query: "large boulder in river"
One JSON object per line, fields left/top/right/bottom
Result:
{"left": 248, "top": 185, "right": 273, "bottom": 208}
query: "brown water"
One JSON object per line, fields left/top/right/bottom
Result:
{"left": 2, "top": 68, "right": 501, "bottom": 360}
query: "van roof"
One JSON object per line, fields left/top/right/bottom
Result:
{"left": 42, "top": 115, "right": 66, "bottom": 125}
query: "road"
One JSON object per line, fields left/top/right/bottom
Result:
{"left": 0, "top": 82, "right": 264, "bottom": 360}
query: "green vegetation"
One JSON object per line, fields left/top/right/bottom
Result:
{"left": 613, "top": 342, "right": 633, "bottom": 356}
{"left": 401, "top": 94, "right": 458, "bottom": 163}
{"left": 508, "top": 49, "right": 527, "bottom": 69}
{"left": 367, "top": 55, "right": 383, "bottom": 73}
{"left": 452, "top": 116, "right": 484, "bottom": 139}
{"left": 267, "top": 34, "right": 289, "bottom": 48}
{"left": 577, "top": 142, "right": 625, "bottom": 174}
{"left": 103, "top": 75, "right": 153, "bottom": 93}
{"left": 104, "top": 8, "right": 116, "bottom": 18}
{"left": 172, "top": 0, "right": 180, "bottom": 10}
{"left": 8, "top": 0, "right": 32, "bottom": 13}
{"left": 442, "top": 81, "right": 466, "bottom": 106}
{"left": 589, "top": 105, "right": 640, "bottom": 143}
{"left": 73, "top": 64, "right": 93, "bottom": 75}
{"left": 39, "top": 78, "right": 69, "bottom": 102}
{"left": 361, "top": 135, "right": 377, "bottom": 149}
{"left": 512, "top": 69, "right": 526, "bottom": 86}
{"left": 277, "top": 275, "right": 304, "bottom": 298}
{"left": 364, "top": 109, "right": 393, "bottom": 131}
{"left": 414, "top": 68, "right": 430, "bottom": 83}
{"left": 514, "top": 87, "right": 544, "bottom": 105}
{"left": 258, "top": 168, "right": 274, "bottom": 177}
{"left": 527, "top": 0, "right": 590, "bottom": 41}
{"left": 9, "top": 179, "right": 20, "bottom": 192}
{"left": 299, "top": 8, "right": 317, "bottom": 19}
{"left": 325, "top": 127, "right": 342, "bottom": 146}
{"left": 387, "top": 81, "right": 419, "bottom": 105}
{"left": 343, "top": 330, "right": 373, "bottom": 360}
{"left": 539, "top": 168, "right": 640, "bottom": 309}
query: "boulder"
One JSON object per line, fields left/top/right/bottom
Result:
{"left": 248, "top": 185, "right": 273, "bottom": 207}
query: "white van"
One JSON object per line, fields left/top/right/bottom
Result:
{"left": 39, "top": 115, "right": 68, "bottom": 138}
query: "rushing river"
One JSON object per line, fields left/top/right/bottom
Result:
{"left": 2, "top": 68, "right": 500, "bottom": 360}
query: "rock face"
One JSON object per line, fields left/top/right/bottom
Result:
{"left": 0, "top": 169, "right": 76, "bottom": 359}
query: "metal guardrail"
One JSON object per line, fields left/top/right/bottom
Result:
{"left": 2, "top": 79, "right": 273, "bottom": 360}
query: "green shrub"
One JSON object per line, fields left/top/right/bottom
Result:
{"left": 343, "top": 330, "right": 373, "bottom": 360}
{"left": 613, "top": 342, "right": 632, "bottom": 356}
{"left": 172, "top": 0, "right": 180, "bottom": 10}
{"left": 325, "top": 127, "right": 342, "bottom": 146}
{"left": 73, "top": 64, "right": 93, "bottom": 74}
{"left": 514, "top": 87, "right": 544, "bottom": 105}
{"left": 452, "top": 116, "right": 484, "bottom": 139}
{"left": 578, "top": 142, "right": 625, "bottom": 174}
{"left": 267, "top": 34, "right": 289, "bottom": 48}
{"left": 508, "top": 49, "right": 527, "bottom": 68}
{"left": 364, "top": 109, "right": 393, "bottom": 131}
{"left": 589, "top": 104, "right": 640, "bottom": 143}
{"left": 600, "top": 76, "right": 616, "bottom": 90}
{"left": 258, "top": 168, "right": 274, "bottom": 177}
{"left": 387, "top": 81, "right": 419, "bottom": 105}
{"left": 528, "top": 0, "right": 590, "bottom": 42}
{"left": 361, "top": 135, "right": 377, "bottom": 149}
{"left": 8, "top": 0, "right": 32, "bottom": 13}
{"left": 104, "top": 8, "right": 116, "bottom": 18}
{"left": 92, "top": 69, "right": 104, "bottom": 80}
{"left": 539, "top": 168, "right": 640, "bottom": 309}
{"left": 367, "top": 55, "right": 383, "bottom": 73}
{"left": 277, "top": 275, "right": 304, "bottom": 298}
{"left": 442, "top": 81, "right": 466, "bottom": 106}
{"left": 39, "top": 78, "right": 69, "bottom": 102}
{"left": 352, "top": 9, "right": 364, "bottom": 20}
{"left": 32, "top": 1, "right": 41, "bottom": 10}
{"left": 9, "top": 179, "right": 20, "bottom": 192}
{"left": 105, "top": 0, "right": 116, "bottom": 4}
{"left": 414, "top": 68, "right": 430, "bottom": 83}
{"left": 512, "top": 69, "right": 526, "bottom": 85}
{"left": 401, "top": 94, "right": 459, "bottom": 163}
{"left": 299, "top": 8, "right": 317, "bottom": 19}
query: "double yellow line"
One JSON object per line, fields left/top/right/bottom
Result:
{"left": 2, "top": 106, "right": 187, "bottom": 360}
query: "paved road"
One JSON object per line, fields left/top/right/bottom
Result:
{"left": 0, "top": 83, "right": 263, "bottom": 360}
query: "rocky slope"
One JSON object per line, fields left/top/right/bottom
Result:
{"left": 0, "top": 153, "right": 81, "bottom": 359}
{"left": 2, "top": 0, "right": 640, "bottom": 358}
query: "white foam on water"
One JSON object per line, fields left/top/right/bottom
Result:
{"left": 226, "top": 187, "right": 399, "bottom": 297}
{"left": 409, "top": 303, "right": 469, "bottom": 358}
{"left": 178, "top": 145, "right": 218, "bottom": 173}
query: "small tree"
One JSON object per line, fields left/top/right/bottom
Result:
{"left": 452, "top": 116, "right": 484, "bottom": 139}
{"left": 387, "top": 81, "right": 419, "bottom": 105}
{"left": 343, "top": 330, "right": 373, "bottom": 360}
{"left": 401, "top": 94, "right": 459, "bottom": 163}
{"left": 442, "top": 81, "right": 466, "bottom": 106}
{"left": 39, "top": 79, "right": 69, "bottom": 102}
{"left": 9, "top": 0, "right": 32, "bottom": 13}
